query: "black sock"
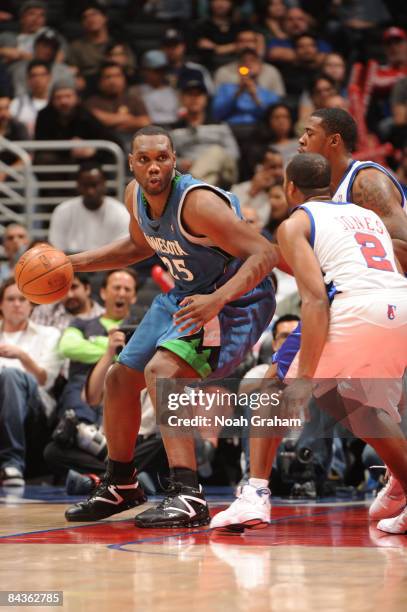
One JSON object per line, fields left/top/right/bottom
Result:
{"left": 107, "top": 458, "right": 136, "bottom": 482}
{"left": 171, "top": 467, "right": 199, "bottom": 489}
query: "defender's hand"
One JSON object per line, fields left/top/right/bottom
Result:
{"left": 173, "top": 294, "right": 225, "bottom": 334}
{"left": 280, "top": 379, "right": 313, "bottom": 422}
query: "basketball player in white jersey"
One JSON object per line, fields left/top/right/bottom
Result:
{"left": 298, "top": 107, "right": 407, "bottom": 272}
{"left": 210, "top": 153, "right": 407, "bottom": 535}
{"left": 298, "top": 107, "right": 407, "bottom": 526}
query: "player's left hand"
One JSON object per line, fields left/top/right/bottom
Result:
{"left": 279, "top": 378, "right": 313, "bottom": 422}
{"left": 173, "top": 294, "right": 225, "bottom": 334}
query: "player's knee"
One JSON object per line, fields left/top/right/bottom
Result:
{"left": 105, "top": 362, "right": 142, "bottom": 393}
{"left": 105, "top": 363, "right": 121, "bottom": 391}
{"left": 144, "top": 359, "right": 162, "bottom": 386}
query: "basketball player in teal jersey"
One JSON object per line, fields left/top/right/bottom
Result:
{"left": 64, "top": 125, "right": 280, "bottom": 528}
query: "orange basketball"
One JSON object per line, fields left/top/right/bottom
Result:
{"left": 15, "top": 245, "right": 74, "bottom": 304}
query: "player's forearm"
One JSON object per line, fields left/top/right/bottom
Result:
{"left": 68, "top": 236, "right": 146, "bottom": 272}
{"left": 214, "top": 246, "right": 279, "bottom": 305}
{"left": 297, "top": 299, "right": 329, "bottom": 378}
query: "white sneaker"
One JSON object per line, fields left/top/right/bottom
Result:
{"left": 369, "top": 475, "right": 405, "bottom": 520}
{"left": 210, "top": 484, "right": 271, "bottom": 531}
{"left": 377, "top": 506, "right": 407, "bottom": 534}
{"left": 0, "top": 466, "right": 25, "bottom": 487}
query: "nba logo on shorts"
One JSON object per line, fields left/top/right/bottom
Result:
{"left": 387, "top": 304, "right": 397, "bottom": 320}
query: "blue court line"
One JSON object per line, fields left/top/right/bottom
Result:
{"left": 0, "top": 518, "right": 134, "bottom": 540}
{"left": 108, "top": 506, "right": 352, "bottom": 553}
{"left": 0, "top": 505, "right": 350, "bottom": 544}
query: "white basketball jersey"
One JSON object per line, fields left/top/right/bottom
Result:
{"left": 298, "top": 201, "right": 407, "bottom": 297}
{"left": 332, "top": 160, "right": 406, "bottom": 211}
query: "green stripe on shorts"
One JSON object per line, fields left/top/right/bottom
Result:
{"left": 160, "top": 338, "right": 214, "bottom": 378}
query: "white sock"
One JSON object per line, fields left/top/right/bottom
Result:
{"left": 249, "top": 478, "right": 269, "bottom": 489}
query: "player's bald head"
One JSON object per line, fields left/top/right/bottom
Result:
{"left": 132, "top": 125, "right": 174, "bottom": 151}
{"left": 286, "top": 153, "right": 331, "bottom": 197}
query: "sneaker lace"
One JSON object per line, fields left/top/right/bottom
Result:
{"left": 157, "top": 479, "right": 184, "bottom": 510}
{"left": 235, "top": 484, "right": 270, "bottom": 502}
{"left": 87, "top": 473, "right": 112, "bottom": 501}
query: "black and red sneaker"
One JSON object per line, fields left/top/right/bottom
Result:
{"left": 65, "top": 472, "right": 147, "bottom": 522}
{"left": 134, "top": 480, "right": 210, "bottom": 528}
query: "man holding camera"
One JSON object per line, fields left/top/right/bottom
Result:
{"left": 212, "top": 48, "right": 280, "bottom": 127}
{"left": 43, "top": 269, "right": 140, "bottom": 477}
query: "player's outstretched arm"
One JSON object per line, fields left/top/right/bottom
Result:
{"left": 277, "top": 212, "right": 329, "bottom": 379}
{"left": 173, "top": 190, "right": 280, "bottom": 333}
{"left": 69, "top": 180, "right": 154, "bottom": 272}
{"left": 185, "top": 190, "right": 279, "bottom": 301}
{"left": 352, "top": 168, "right": 407, "bottom": 272}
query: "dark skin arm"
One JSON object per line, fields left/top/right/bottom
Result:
{"left": 174, "top": 189, "right": 280, "bottom": 333}
{"left": 69, "top": 180, "right": 154, "bottom": 272}
{"left": 276, "top": 211, "right": 330, "bottom": 379}
{"left": 352, "top": 168, "right": 407, "bottom": 272}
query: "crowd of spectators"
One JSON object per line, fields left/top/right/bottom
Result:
{"left": 0, "top": 0, "right": 405, "bottom": 220}
{"left": 0, "top": 0, "right": 406, "bottom": 495}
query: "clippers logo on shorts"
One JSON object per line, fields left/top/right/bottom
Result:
{"left": 387, "top": 304, "right": 397, "bottom": 320}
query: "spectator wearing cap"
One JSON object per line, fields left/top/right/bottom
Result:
{"left": 9, "top": 28, "right": 73, "bottom": 98}
{"left": 373, "top": 28, "right": 407, "bottom": 93}
{"left": 171, "top": 78, "right": 239, "bottom": 187}
{"left": 0, "top": 1, "right": 66, "bottom": 65}
{"left": 84, "top": 62, "right": 150, "bottom": 153}
{"left": 67, "top": 3, "right": 112, "bottom": 78}
{"left": 161, "top": 28, "right": 214, "bottom": 95}
{"left": 34, "top": 80, "right": 118, "bottom": 166}
{"left": 9, "top": 59, "right": 50, "bottom": 137}
{"left": 214, "top": 28, "right": 285, "bottom": 97}
{"left": 135, "top": 50, "right": 180, "bottom": 127}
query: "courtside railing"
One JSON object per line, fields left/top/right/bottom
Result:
{"left": 0, "top": 138, "right": 125, "bottom": 239}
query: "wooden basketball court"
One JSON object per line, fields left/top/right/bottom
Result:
{"left": 0, "top": 487, "right": 406, "bottom": 612}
